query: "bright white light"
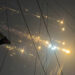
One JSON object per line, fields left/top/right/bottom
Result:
{"left": 51, "top": 46, "right": 57, "bottom": 50}
{"left": 48, "top": 44, "right": 57, "bottom": 50}
{"left": 48, "top": 44, "right": 52, "bottom": 48}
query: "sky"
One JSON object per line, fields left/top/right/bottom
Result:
{"left": 0, "top": 0, "right": 75, "bottom": 75}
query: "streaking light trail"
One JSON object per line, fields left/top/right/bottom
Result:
{"left": 5, "top": 45, "right": 34, "bottom": 56}
{"left": 1, "top": 25, "right": 71, "bottom": 55}
{"left": 62, "top": 49, "right": 71, "bottom": 54}
{"left": 48, "top": 44, "right": 71, "bottom": 54}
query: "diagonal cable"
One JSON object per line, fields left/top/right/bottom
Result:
{"left": 16, "top": 0, "right": 47, "bottom": 75}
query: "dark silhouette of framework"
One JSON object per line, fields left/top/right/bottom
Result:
{"left": 0, "top": 32, "right": 11, "bottom": 45}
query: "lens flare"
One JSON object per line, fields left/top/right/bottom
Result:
{"left": 62, "top": 42, "right": 66, "bottom": 45}
{"left": 20, "top": 49, "right": 24, "bottom": 54}
{"left": 60, "top": 20, "right": 64, "bottom": 24}
{"left": 57, "top": 20, "right": 64, "bottom": 24}
{"left": 61, "top": 27, "right": 65, "bottom": 31}
{"left": 62, "top": 49, "right": 71, "bottom": 54}
{"left": 45, "top": 41, "right": 49, "bottom": 45}
{"left": 37, "top": 46, "right": 41, "bottom": 50}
